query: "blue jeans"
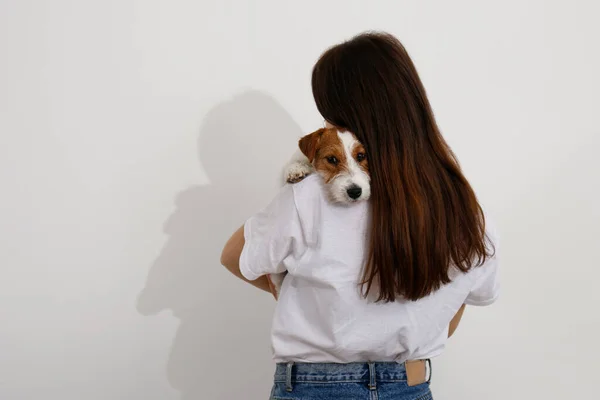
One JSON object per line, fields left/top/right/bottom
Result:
{"left": 270, "top": 362, "right": 433, "bottom": 400}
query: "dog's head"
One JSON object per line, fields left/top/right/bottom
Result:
{"left": 299, "top": 128, "right": 371, "bottom": 204}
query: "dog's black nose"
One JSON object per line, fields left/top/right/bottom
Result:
{"left": 347, "top": 186, "right": 362, "bottom": 200}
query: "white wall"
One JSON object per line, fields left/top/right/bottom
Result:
{"left": 1, "top": 1, "right": 598, "bottom": 399}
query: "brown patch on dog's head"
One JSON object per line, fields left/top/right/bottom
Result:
{"left": 298, "top": 128, "right": 323, "bottom": 162}
{"left": 299, "top": 128, "right": 349, "bottom": 183}
{"left": 351, "top": 141, "right": 369, "bottom": 175}
{"left": 312, "top": 130, "right": 348, "bottom": 184}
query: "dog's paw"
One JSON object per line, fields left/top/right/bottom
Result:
{"left": 285, "top": 161, "right": 313, "bottom": 184}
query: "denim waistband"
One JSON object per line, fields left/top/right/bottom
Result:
{"left": 274, "top": 362, "right": 409, "bottom": 384}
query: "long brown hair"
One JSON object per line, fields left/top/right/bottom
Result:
{"left": 312, "top": 32, "right": 494, "bottom": 302}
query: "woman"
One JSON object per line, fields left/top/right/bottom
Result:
{"left": 221, "top": 32, "right": 499, "bottom": 400}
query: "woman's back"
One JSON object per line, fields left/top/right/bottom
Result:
{"left": 222, "top": 31, "right": 501, "bottom": 399}
{"left": 240, "top": 174, "right": 499, "bottom": 363}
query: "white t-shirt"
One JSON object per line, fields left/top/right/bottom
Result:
{"left": 240, "top": 174, "right": 499, "bottom": 363}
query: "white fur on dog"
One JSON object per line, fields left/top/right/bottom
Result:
{"left": 328, "top": 131, "right": 371, "bottom": 203}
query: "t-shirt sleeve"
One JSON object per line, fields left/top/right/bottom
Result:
{"left": 465, "top": 222, "right": 500, "bottom": 306}
{"left": 239, "top": 184, "right": 305, "bottom": 281}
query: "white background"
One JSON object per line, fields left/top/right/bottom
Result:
{"left": 1, "top": 1, "right": 598, "bottom": 399}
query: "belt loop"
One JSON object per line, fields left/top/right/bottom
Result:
{"left": 368, "top": 362, "right": 376, "bottom": 390}
{"left": 286, "top": 362, "right": 294, "bottom": 392}
{"left": 426, "top": 359, "right": 432, "bottom": 383}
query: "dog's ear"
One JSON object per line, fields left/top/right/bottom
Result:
{"left": 299, "top": 128, "right": 324, "bottom": 162}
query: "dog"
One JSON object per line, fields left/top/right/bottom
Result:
{"left": 267, "top": 127, "right": 371, "bottom": 298}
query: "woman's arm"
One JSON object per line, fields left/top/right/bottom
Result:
{"left": 220, "top": 226, "right": 272, "bottom": 293}
{"left": 448, "top": 304, "right": 466, "bottom": 337}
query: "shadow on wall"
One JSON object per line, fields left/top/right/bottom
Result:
{"left": 136, "top": 90, "right": 303, "bottom": 399}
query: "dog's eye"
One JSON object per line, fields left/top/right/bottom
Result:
{"left": 326, "top": 156, "right": 338, "bottom": 165}
{"left": 356, "top": 153, "right": 366, "bottom": 162}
